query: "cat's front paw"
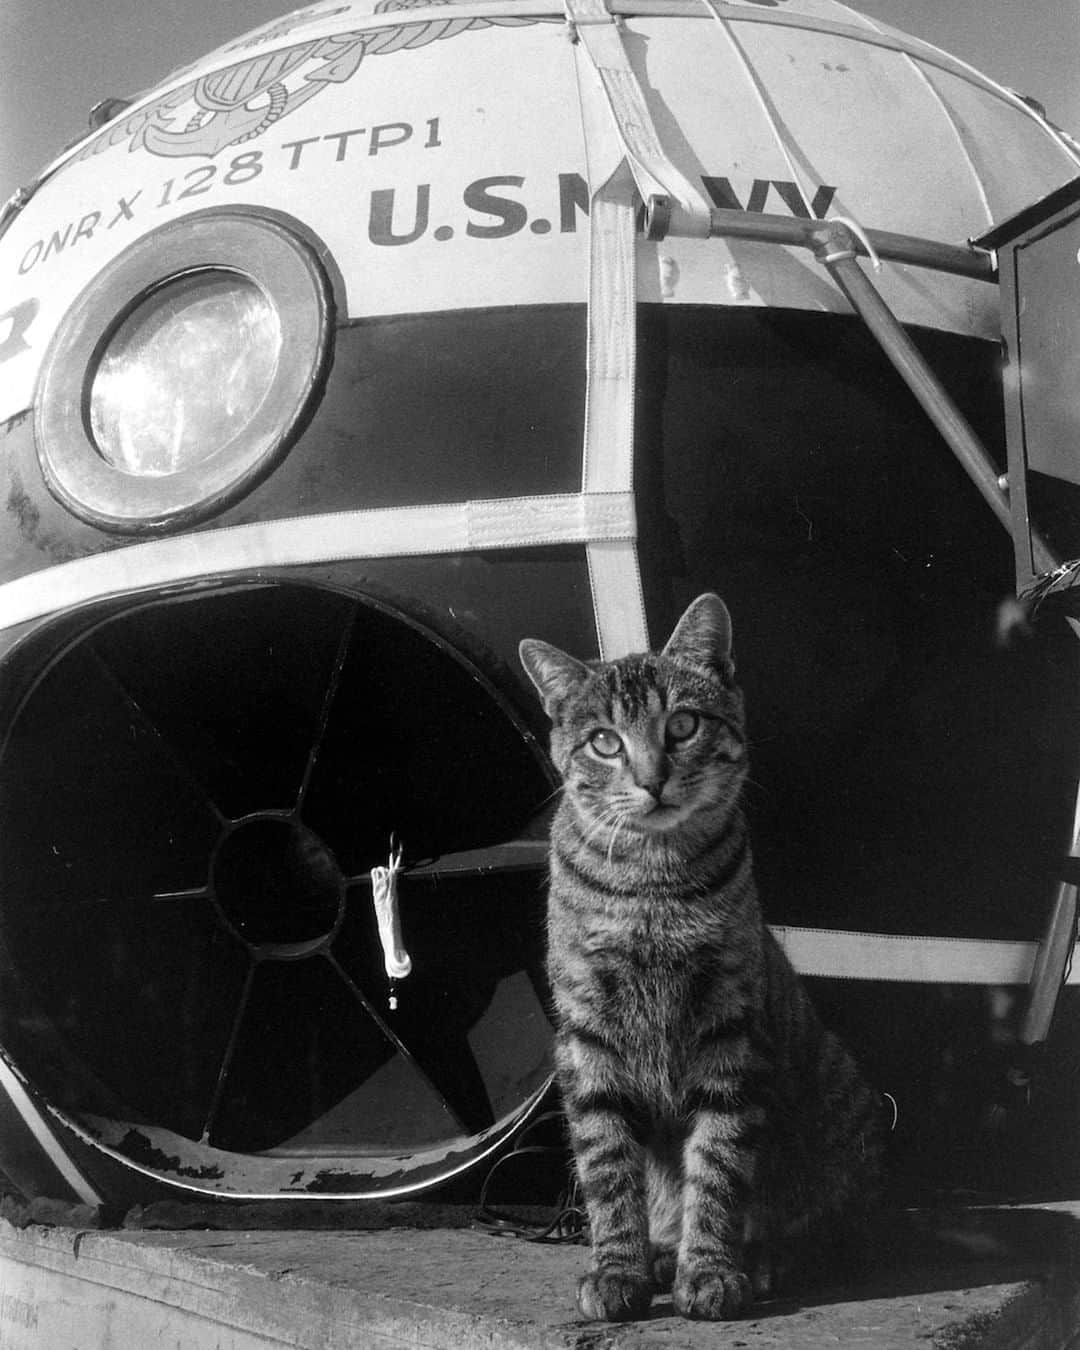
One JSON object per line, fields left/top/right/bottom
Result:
{"left": 577, "top": 1269, "right": 653, "bottom": 1322}
{"left": 673, "top": 1266, "right": 752, "bottom": 1320}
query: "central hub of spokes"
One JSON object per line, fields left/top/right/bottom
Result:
{"left": 212, "top": 816, "right": 345, "bottom": 957}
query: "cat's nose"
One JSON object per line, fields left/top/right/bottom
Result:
{"left": 634, "top": 751, "right": 668, "bottom": 804}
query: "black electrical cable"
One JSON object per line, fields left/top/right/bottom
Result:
{"left": 475, "top": 1111, "right": 588, "bottom": 1243}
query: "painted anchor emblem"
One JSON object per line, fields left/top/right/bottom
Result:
{"left": 77, "top": 0, "right": 557, "bottom": 163}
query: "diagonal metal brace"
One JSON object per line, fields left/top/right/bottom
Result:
{"left": 674, "top": 203, "right": 1077, "bottom": 1052}
{"left": 806, "top": 219, "right": 1059, "bottom": 576}
{"left": 804, "top": 221, "right": 1074, "bottom": 1054}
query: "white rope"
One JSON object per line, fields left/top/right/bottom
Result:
{"left": 818, "top": 213, "right": 883, "bottom": 271}
{"left": 699, "top": 0, "right": 820, "bottom": 221}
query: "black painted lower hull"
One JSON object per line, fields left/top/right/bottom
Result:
{"left": 0, "top": 305, "right": 1074, "bottom": 1207}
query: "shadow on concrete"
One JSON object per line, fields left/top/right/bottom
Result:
{"left": 687, "top": 1205, "right": 1080, "bottom": 1324}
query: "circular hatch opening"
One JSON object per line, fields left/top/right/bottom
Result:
{"left": 0, "top": 580, "right": 554, "bottom": 1198}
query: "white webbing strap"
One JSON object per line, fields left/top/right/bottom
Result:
{"left": 564, "top": 0, "right": 714, "bottom": 237}
{"left": 771, "top": 925, "right": 1080, "bottom": 986}
{"left": 0, "top": 491, "right": 636, "bottom": 632}
{"left": 581, "top": 160, "right": 650, "bottom": 659}
{"left": 566, "top": 0, "right": 714, "bottom": 657}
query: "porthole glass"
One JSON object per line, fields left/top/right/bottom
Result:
{"left": 35, "top": 213, "right": 333, "bottom": 533}
{"left": 89, "top": 273, "right": 282, "bottom": 478}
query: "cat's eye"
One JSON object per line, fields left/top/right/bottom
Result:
{"left": 589, "top": 728, "right": 624, "bottom": 758}
{"left": 666, "top": 710, "right": 700, "bottom": 743}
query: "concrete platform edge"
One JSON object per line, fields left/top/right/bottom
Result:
{"left": 0, "top": 1210, "right": 1077, "bottom": 1350}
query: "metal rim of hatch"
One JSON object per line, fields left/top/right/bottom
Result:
{"left": 0, "top": 577, "right": 555, "bottom": 1199}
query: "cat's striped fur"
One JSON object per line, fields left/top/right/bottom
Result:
{"left": 519, "top": 594, "right": 884, "bottom": 1322}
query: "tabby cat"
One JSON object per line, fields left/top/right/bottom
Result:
{"left": 519, "top": 593, "right": 884, "bottom": 1322}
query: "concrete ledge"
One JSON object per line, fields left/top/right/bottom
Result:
{"left": 0, "top": 1205, "right": 1076, "bottom": 1349}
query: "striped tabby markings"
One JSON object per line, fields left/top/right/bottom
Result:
{"left": 519, "top": 595, "right": 884, "bottom": 1323}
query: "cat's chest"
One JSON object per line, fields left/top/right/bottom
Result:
{"left": 556, "top": 923, "right": 709, "bottom": 1037}
{"left": 582, "top": 941, "right": 708, "bottom": 1101}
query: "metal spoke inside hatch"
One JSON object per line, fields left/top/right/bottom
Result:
{"left": 324, "top": 949, "right": 476, "bottom": 1134}
{"left": 295, "top": 607, "right": 357, "bottom": 814}
{"left": 87, "top": 647, "right": 229, "bottom": 828}
{"left": 199, "top": 960, "right": 256, "bottom": 1145}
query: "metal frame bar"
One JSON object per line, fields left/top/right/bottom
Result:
{"left": 644, "top": 197, "right": 1056, "bottom": 573}
{"left": 646, "top": 196, "right": 1076, "bottom": 1050}
{"left": 646, "top": 199, "right": 996, "bottom": 279}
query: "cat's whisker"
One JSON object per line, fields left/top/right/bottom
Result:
{"left": 739, "top": 775, "right": 772, "bottom": 804}
{"left": 581, "top": 797, "right": 620, "bottom": 862}
{"left": 605, "top": 810, "right": 629, "bottom": 869}
{"left": 580, "top": 800, "right": 624, "bottom": 853}
{"left": 531, "top": 783, "right": 567, "bottom": 815}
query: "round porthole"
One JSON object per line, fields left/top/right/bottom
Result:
{"left": 35, "top": 213, "right": 333, "bottom": 533}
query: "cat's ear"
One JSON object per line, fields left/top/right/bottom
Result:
{"left": 518, "top": 639, "right": 590, "bottom": 716}
{"left": 662, "top": 593, "right": 734, "bottom": 675}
